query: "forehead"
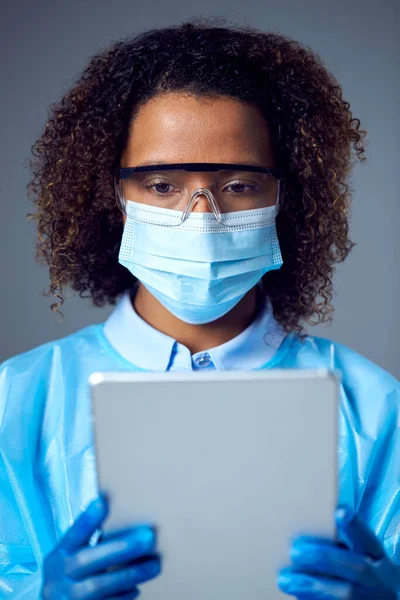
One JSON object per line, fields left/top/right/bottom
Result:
{"left": 122, "top": 93, "right": 276, "bottom": 167}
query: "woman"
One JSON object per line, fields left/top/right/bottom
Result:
{"left": 0, "top": 18, "right": 399, "bottom": 600}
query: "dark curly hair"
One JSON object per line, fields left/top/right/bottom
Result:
{"left": 27, "top": 17, "right": 367, "bottom": 335}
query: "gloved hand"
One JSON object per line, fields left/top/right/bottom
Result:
{"left": 42, "top": 494, "right": 161, "bottom": 599}
{"left": 277, "top": 505, "right": 400, "bottom": 599}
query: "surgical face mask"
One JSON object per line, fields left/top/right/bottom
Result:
{"left": 116, "top": 163, "right": 285, "bottom": 324}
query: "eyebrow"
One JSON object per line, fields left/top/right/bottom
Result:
{"left": 135, "top": 160, "right": 269, "bottom": 168}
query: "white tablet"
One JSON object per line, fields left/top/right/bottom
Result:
{"left": 90, "top": 369, "right": 339, "bottom": 600}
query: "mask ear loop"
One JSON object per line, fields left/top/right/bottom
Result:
{"left": 179, "top": 188, "right": 222, "bottom": 226}
{"left": 114, "top": 177, "right": 127, "bottom": 217}
{"left": 276, "top": 178, "right": 285, "bottom": 214}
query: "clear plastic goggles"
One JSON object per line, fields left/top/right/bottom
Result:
{"left": 114, "top": 163, "right": 286, "bottom": 227}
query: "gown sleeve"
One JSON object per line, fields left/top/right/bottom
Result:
{"left": 0, "top": 350, "right": 57, "bottom": 599}
{"left": 333, "top": 340, "right": 400, "bottom": 565}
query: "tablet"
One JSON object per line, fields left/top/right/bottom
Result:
{"left": 90, "top": 369, "right": 339, "bottom": 600}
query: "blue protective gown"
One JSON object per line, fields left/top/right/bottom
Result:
{"left": 0, "top": 324, "right": 399, "bottom": 599}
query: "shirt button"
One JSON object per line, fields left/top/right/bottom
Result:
{"left": 196, "top": 353, "right": 211, "bottom": 368}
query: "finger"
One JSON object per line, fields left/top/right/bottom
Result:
{"left": 72, "top": 558, "right": 161, "bottom": 599}
{"left": 291, "top": 535, "right": 337, "bottom": 548}
{"left": 108, "top": 590, "right": 140, "bottom": 600}
{"left": 65, "top": 527, "right": 157, "bottom": 579}
{"left": 278, "top": 567, "right": 353, "bottom": 599}
{"left": 290, "top": 541, "right": 377, "bottom": 587}
{"left": 336, "top": 506, "right": 384, "bottom": 560}
{"left": 60, "top": 495, "right": 109, "bottom": 554}
{"left": 99, "top": 523, "right": 157, "bottom": 543}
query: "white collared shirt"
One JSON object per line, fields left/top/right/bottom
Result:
{"left": 103, "top": 287, "right": 286, "bottom": 371}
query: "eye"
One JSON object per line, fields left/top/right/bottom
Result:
{"left": 145, "top": 181, "right": 178, "bottom": 195}
{"left": 224, "top": 181, "right": 257, "bottom": 194}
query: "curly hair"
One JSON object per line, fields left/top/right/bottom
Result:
{"left": 27, "top": 17, "right": 367, "bottom": 336}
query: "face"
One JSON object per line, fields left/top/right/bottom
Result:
{"left": 120, "top": 93, "right": 276, "bottom": 220}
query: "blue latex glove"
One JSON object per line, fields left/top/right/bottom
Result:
{"left": 42, "top": 494, "right": 161, "bottom": 599}
{"left": 278, "top": 506, "right": 400, "bottom": 598}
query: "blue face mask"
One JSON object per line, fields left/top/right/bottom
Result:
{"left": 118, "top": 200, "right": 283, "bottom": 324}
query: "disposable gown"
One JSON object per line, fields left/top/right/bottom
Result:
{"left": 0, "top": 324, "right": 399, "bottom": 599}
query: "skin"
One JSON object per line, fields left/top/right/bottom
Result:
{"left": 121, "top": 93, "right": 277, "bottom": 354}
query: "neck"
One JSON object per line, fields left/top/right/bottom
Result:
{"left": 132, "top": 283, "right": 261, "bottom": 354}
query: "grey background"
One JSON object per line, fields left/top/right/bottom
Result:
{"left": 0, "top": 0, "right": 399, "bottom": 378}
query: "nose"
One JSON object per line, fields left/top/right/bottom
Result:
{"left": 190, "top": 191, "right": 214, "bottom": 213}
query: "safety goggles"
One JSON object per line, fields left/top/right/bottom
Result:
{"left": 114, "top": 163, "right": 286, "bottom": 227}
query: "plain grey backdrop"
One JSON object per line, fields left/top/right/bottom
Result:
{"left": 0, "top": 0, "right": 399, "bottom": 378}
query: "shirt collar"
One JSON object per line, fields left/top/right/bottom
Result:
{"left": 103, "top": 285, "right": 286, "bottom": 371}
{"left": 205, "top": 296, "right": 285, "bottom": 370}
{"left": 103, "top": 288, "right": 175, "bottom": 371}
